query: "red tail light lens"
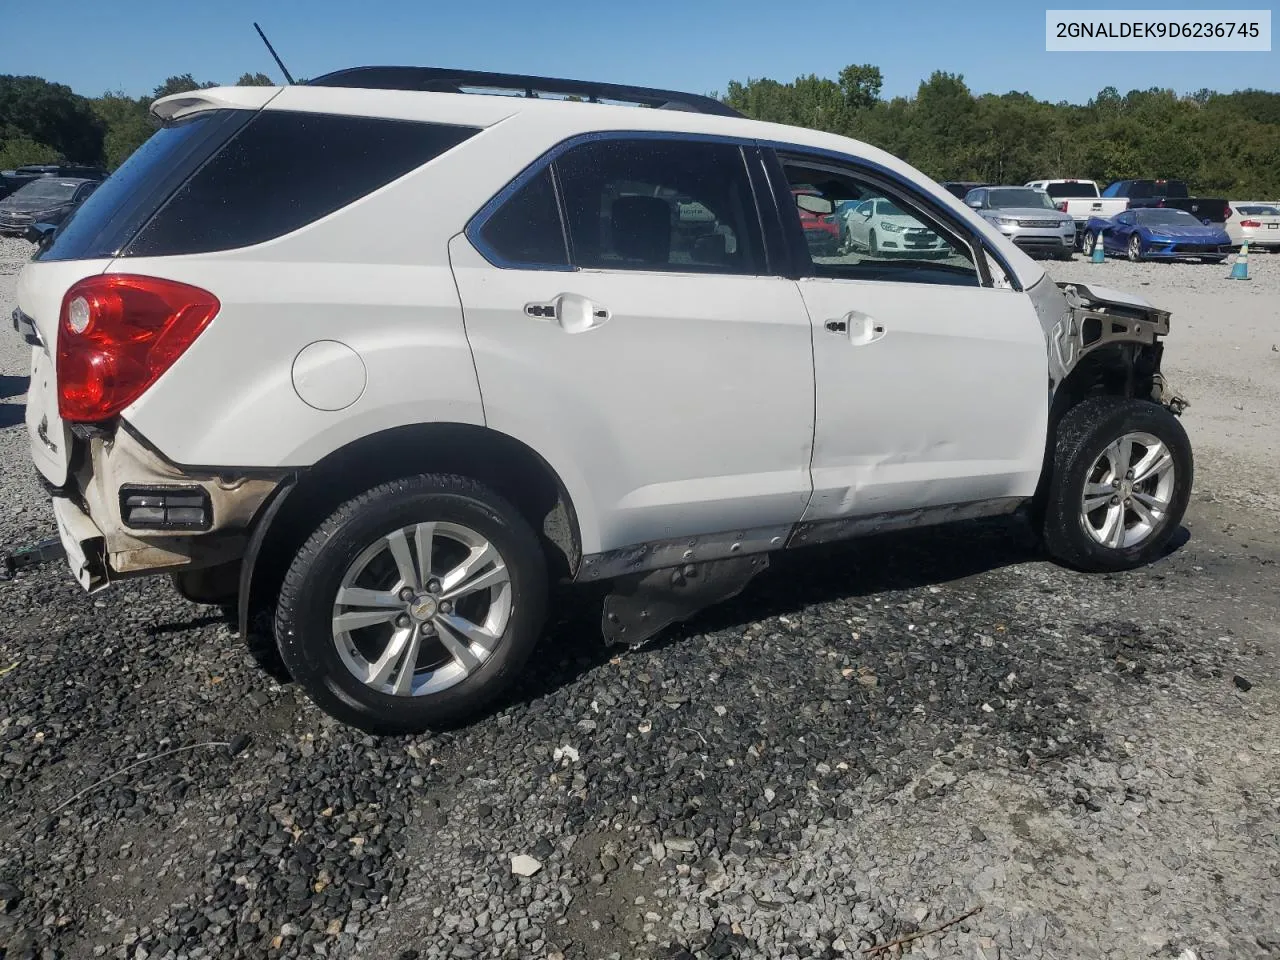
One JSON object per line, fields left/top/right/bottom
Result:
{"left": 1056, "top": 201, "right": 1069, "bottom": 212}
{"left": 1240, "top": 219, "right": 1261, "bottom": 228}
{"left": 57, "top": 275, "right": 219, "bottom": 423}
{"left": 1224, "top": 206, "right": 1233, "bottom": 220}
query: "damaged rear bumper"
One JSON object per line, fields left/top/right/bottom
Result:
{"left": 43, "top": 423, "right": 285, "bottom": 592}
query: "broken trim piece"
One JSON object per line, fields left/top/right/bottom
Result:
{"left": 787, "top": 497, "right": 1025, "bottom": 548}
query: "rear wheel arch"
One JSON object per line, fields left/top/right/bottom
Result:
{"left": 238, "top": 422, "right": 583, "bottom": 643}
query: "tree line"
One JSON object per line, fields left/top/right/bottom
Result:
{"left": 722, "top": 66, "right": 1280, "bottom": 197}
{"left": 3, "top": 66, "right": 1278, "bottom": 198}
{"left": 0, "top": 72, "right": 276, "bottom": 171}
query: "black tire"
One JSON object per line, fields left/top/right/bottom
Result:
{"left": 868, "top": 230, "right": 879, "bottom": 256}
{"left": 275, "top": 474, "right": 548, "bottom": 735}
{"left": 1041, "top": 397, "right": 1193, "bottom": 573}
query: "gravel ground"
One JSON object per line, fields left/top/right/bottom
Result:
{"left": 1, "top": 237, "right": 1278, "bottom": 960}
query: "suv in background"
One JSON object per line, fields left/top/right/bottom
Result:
{"left": 963, "top": 185, "right": 1076, "bottom": 259}
{"left": 1024, "top": 179, "right": 1128, "bottom": 248}
{"left": 13, "top": 69, "right": 1193, "bottom": 734}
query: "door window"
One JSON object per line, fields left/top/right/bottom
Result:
{"left": 472, "top": 137, "right": 766, "bottom": 276}
{"left": 780, "top": 155, "right": 981, "bottom": 287}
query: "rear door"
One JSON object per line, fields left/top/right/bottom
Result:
{"left": 450, "top": 135, "right": 816, "bottom": 554}
{"left": 766, "top": 148, "right": 1047, "bottom": 523}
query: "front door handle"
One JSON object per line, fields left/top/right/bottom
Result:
{"left": 525, "top": 293, "right": 610, "bottom": 334}
{"left": 826, "top": 312, "right": 886, "bottom": 346}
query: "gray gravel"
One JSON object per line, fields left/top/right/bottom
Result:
{"left": 1, "top": 239, "right": 1278, "bottom": 960}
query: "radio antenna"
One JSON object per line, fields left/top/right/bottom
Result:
{"left": 253, "top": 22, "right": 296, "bottom": 85}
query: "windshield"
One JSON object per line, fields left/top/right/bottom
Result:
{"left": 12, "top": 179, "right": 78, "bottom": 202}
{"left": 1044, "top": 182, "right": 1098, "bottom": 199}
{"left": 876, "top": 199, "right": 905, "bottom": 217}
{"left": 1135, "top": 208, "right": 1201, "bottom": 225}
{"left": 1238, "top": 205, "right": 1280, "bottom": 216}
{"left": 987, "top": 188, "right": 1054, "bottom": 209}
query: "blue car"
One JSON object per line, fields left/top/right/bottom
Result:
{"left": 1081, "top": 207, "right": 1232, "bottom": 263}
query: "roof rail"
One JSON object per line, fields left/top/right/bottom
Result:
{"left": 306, "top": 66, "right": 744, "bottom": 118}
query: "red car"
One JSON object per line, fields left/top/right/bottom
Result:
{"left": 792, "top": 187, "right": 840, "bottom": 255}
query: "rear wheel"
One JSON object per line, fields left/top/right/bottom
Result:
{"left": 275, "top": 474, "right": 548, "bottom": 734}
{"left": 1082, "top": 231, "right": 1099, "bottom": 256}
{"left": 1041, "top": 397, "right": 1193, "bottom": 573}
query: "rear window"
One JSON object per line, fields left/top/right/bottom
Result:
{"left": 36, "top": 109, "right": 250, "bottom": 263}
{"left": 125, "top": 111, "right": 480, "bottom": 257}
{"left": 1043, "top": 182, "right": 1098, "bottom": 199}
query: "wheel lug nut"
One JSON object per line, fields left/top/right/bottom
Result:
{"left": 427, "top": 579, "right": 441, "bottom": 594}
{"left": 1110, "top": 496, "right": 1120, "bottom": 505}
{"left": 1111, "top": 479, "right": 1121, "bottom": 488}
{"left": 399, "top": 587, "right": 415, "bottom": 601}
{"left": 439, "top": 601, "right": 453, "bottom": 614}
{"left": 396, "top": 614, "right": 411, "bottom": 628}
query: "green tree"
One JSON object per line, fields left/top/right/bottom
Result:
{"left": 0, "top": 74, "right": 105, "bottom": 164}
{"left": 151, "top": 74, "right": 219, "bottom": 100}
{"left": 236, "top": 72, "right": 275, "bottom": 86}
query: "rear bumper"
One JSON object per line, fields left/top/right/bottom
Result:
{"left": 42, "top": 423, "right": 286, "bottom": 591}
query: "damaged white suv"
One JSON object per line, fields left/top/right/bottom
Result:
{"left": 14, "top": 67, "right": 1192, "bottom": 734}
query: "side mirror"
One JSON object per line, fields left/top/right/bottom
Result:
{"left": 966, "top": 199, "right": 983, "bottom": 209}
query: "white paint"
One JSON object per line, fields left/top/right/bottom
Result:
{"left": 291, "top": 340, "right": 367, "bottom": 411}
{"left": 449, "top": 236, "right": 815, "bottom": 555}
{"left": 797, "top": 277, "right": 1048, "bottom": 518}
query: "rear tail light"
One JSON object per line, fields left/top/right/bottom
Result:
{"left": 57, "top": 274, "right": 219, "bottom": 423}
{"left": 1224, "top": 206, "right": 1232, "bottom": 220}
{"left": 1056, "top": 201, "right": 1069, "bottom": 212}
{"left": 1240, "top": 219, "right": 1261, "bottom": 228}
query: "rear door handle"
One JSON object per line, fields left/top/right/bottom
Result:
{"left": 525, "top": 293, "right": 610, "bottom": 334}
{"left": 826, "top": 312, "right": 886, "bottom": 346}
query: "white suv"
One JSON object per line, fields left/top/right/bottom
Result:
{"left": 13, "top": 67, "right": 1194, "bottom": 734}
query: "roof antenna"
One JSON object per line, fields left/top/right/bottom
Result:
{"left": 253, "top": 22, "right": 296, "bottom": 84}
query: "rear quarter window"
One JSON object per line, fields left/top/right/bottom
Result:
{"left": 124, "top": 111, "right": 480, "bottom": 257}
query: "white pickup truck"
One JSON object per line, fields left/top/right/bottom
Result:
{"left": 1025, "top": 179, "right": 1129, "bottom": 248}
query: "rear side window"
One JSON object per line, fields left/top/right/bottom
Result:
{"left": 125, "top": 111, "right": 480, "bottom": 257}
{"left": 475, "top": 167, "right": 569, "bottom": 268}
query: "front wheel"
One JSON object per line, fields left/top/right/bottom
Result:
{"left": 1128, "top": 234, "right": 1144, "bottom": 262}
{"left": 1041, "top": 397, "right": 1193, "bottom": 573}
{"left": 275, "top": 474, "right": 548, "bottom": 734}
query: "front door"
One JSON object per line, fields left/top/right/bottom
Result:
{"left": 772, "top": 150, "right": 1048, "bottom": 521}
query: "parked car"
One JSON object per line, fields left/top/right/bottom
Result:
{"left": 793, "top": 186, "right": 841, "bottom": 255}
{"left": 0, "top": 163, "right": 106, "bottom": 200}
{"left": 1024, "top": 179, "right": 1128, "bottom": 247}
{"left": 963, "top": 185, "right": 1076, "bottom": 259}
{"left": 838, "top": 195, "right": 952, "bottom": 257}
{"left": 0, "top": 177, "right": 101, "bottom": 236}
{"left": 1101, "top": 179, "right": 1231, "bottom": 225}
{"left": 1081, "top": 207, "right": 1232, "bottom": 262}
{"left": 1224, "top": 201, "right": 1280, "bottom": 250}
{"left": 939, "top": 180, "right": 991, "bottom": 200}
{"left": 14, "top": 67, "right": 1193, "bottom": 734}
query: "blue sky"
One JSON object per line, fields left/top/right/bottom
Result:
{"left": 5, "top": 0, "right": 1275, "bottom": 104}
